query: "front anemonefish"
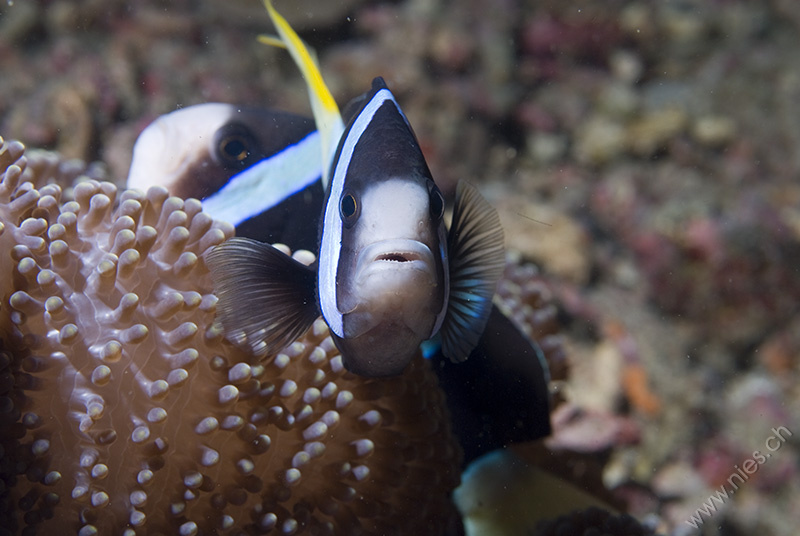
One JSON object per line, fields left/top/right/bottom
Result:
{"left": 125, "top": 0, "right": 553, "bottom": 454}
{"left": 207, "top": 77, "right": 505, "bottom": 376}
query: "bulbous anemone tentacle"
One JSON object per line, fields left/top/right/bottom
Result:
{"left": 0, "top": 137, "right": 462, "bottom": 536}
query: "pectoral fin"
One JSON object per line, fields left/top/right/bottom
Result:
{"left": 206, "top": 237, "right": 318, "bottom": 357}
{"left": 440, "top": 181, "right": 505, "bottom": 362}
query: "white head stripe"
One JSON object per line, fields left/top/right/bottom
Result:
{"left": 318, "top": 88, "right": 399, "bottom": 337}
{"left": 201, "top": 131, "right": 321, "bottom": 226}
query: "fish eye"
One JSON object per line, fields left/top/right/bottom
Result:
{"left": 219, "top": 136, "right": 249, "bottom": 162}
{"left": 340, "top": 192, "right": 360, "bottom": 227}
{"left": 213, "top": 122, "right": 258, "bottom": 167}
{"left": 429, "top": 186, "right": 445, "bottom": 220}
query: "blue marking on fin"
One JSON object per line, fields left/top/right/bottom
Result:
{"left": 202, "top": 131, "right": 322, "bottom": 226}
{"left": 421, "top": 337, "right": 442, "bottom": 359}
{"left": 440, "top": 181, "right": 505, "bottom": 363}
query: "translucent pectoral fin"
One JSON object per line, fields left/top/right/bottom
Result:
{"left": 206, "top": 237, "right": 318, "bottom": 357}
{"left": 440, "top": 181, "right": 505, "bottom": 363}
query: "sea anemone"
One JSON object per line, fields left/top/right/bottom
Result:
{"left": 495, "top": 255, "right": 568, "bottom": 386}
{"left": 0, "top": 137, "right": 461, "bottom": 535}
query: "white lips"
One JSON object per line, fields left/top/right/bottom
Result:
{"left": 344, "top": 238, "right": 440, "bottom": 340}
{"left": 355, "top": 239, "right": 435, "bottom": 276}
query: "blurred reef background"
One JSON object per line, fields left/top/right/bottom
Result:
{"left": 1, "top": 0, "right": 799, "bottom": 534}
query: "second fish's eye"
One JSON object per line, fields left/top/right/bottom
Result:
{"left": 340, "top": 192, "right": 359, "bottom": 226}
{"left": 429, "top": 185, "right": 445, "bottom": 220}
{"left": 220, "top": 136, "right": 249, "bottom": 162}
{"left": 213, "top": 122, "right": 257, "bottom": 167}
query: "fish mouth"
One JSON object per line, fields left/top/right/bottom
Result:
{"left": 374, "top": 251, "right": 423, "bottom": 263}
{"left": 345, "top": 239, "right": 440, "bottom": 340}
{"left": 356, "top": 239, "right": 435, "bottom": 273}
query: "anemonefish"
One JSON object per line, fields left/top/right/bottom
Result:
{"left": 125, "top": 101, "right": 551, "bottom": 452}
{"left": 127, "top": 104, "right": 324, "bottom": 251}
{"left": 206, "top": 77, "right": 505, "bottom": 376}
{"left": 125, "top": 0, "right": 551, "bottom": 452}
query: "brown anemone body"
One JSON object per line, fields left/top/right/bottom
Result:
{"left": 495, "top": 256, "right": 569, "bottom": 386}
{"left": 0, "top": 138, "right": 461, "bottom": 535}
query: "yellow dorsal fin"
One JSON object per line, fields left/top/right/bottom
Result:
{"left": 261, "top": 0, "right": 344, "bottom": 190}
